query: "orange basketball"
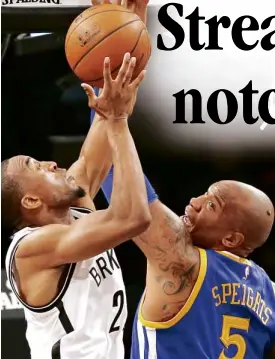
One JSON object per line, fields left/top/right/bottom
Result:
{"left": 65, "top": 4, "right": 151, "bottom": 88}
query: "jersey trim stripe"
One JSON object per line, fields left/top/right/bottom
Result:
{"left": 8, "top": 235, "right": 76, "bottom": 313}
{"left": 51, "top": 301, "right": 75, "bottom": 359}
{"left": 137, "top": 321, "right": 145, "bottom": 359}
{"left": 215, "top": 250, "right": 251, "bottom": 265}
{"left": 145, "top": 327, "right": 157, "bottom": 358}
{"left": 57, "top": 301, "right": 74, "bottom": 333}
{"left": 52, "top": 341, "right": 62, "bottom": 359}
{"left": 70, "top": 206, "right": 93, "bottom": 214}
{"left": 138, "top": 248, "right": 207, "bottom": 329}
{"left": 143, "top": 326, "right": 149, "bottom": 358}
{"left": 6, "top": 206, "right": 90, "bottom": 313}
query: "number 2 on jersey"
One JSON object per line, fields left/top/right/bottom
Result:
{"left": 219, "top": 315, "right": 250, "bottom": 359}
{"left": 109, "top": 290, "right": 125, "bottom": 333}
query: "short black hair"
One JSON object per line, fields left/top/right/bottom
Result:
{"left": 1, "top": 159, "right": 22, "bottom": 229}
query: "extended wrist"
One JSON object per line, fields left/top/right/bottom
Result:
{"left": 107, "top": 114, "right": 129, "bottom": 122}
{"left": 106, "top": 120, "right": 129, "bottom": 137}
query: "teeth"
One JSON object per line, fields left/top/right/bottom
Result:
{"left": 183, "top": 216, "right": 191, "bottom": 226}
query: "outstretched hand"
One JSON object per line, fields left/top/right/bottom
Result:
{"left": 120, "top": 0, "right": 148, "bottom": 24}
{"left": 82, "top": 53, "right": 146, "bottom": 120}
{"left": 91, "top": 0, "right": 149, "bottom": 24}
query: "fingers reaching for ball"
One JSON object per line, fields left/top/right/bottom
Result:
{"left": 82, "top": 54, "right": 146, "bottom": 120}
{"left": 117, "top": 53, "right": 146, "bottom": 89}
{"left": 115, "top": 53, "right": 131, "bottom": 85}
{"left": 81, "top": 83, "right": 97, "bottom": 108}
{"left": 102, "top": 57, "right": 112, "bottom": 94}
{"left": 102, "top": 53, "right": 142, "bottom": 90}
{"left": 91, "top": 0, "right": 110, "bottom": 5}
{"left": 122, "top": 57, "right": 137, "bottom": 87}
{"left": 130, "top": 69, "right": 146, "bottom": 89}
{"left": 103, "top": 52, "right": 146, "bottom": 90}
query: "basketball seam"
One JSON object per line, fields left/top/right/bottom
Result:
{"left": 65, "top": 9, "right": 136, "bottom": 49}
{"left": 73, "top": 19, "right": 142, "bottom": 72}
{"left": 85, "top": 27, "right": 147, "bottom": 82}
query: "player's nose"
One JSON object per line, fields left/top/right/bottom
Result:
{"left": 45, "top": 161, "right": 58, "bottom": 172}
{"left": 190, "top": 197, "right": 202, "bottom": 212}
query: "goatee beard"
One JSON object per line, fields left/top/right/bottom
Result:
{"left": 75, "top": 186, "right": 86, "bottom": 199}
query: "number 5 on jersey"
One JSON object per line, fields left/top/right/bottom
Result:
{"left": 219, "top": 315, "right": 250, "bottom": 359}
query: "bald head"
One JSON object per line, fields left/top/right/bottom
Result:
{"left": 188, "top": 180, "right": 274, "bottom": 255}
{"left": 216, "top": 181, "right": 274, "bottom": 250}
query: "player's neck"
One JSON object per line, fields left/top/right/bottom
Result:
{"left": 48, "top": 207, "right": 75, "bottom": 225}
{"left": 18, "top": 207, "right": 74, "bottom": 229}
{"left": 223, "top": 247, "right": 250, "bottom": 258}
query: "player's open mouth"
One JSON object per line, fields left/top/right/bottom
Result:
{"left": 182, "top": 214, "right": 192, "bottom": 227}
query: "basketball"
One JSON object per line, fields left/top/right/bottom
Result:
{"left": 65, "top": 4, "right": 151, "bottom": 88}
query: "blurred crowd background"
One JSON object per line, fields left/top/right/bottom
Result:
{"left": 1, "top": 3, "right": 275, "bottom": 359}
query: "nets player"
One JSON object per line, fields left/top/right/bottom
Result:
{"left": 2, "top": 55, "right": 151, "bottom": 359}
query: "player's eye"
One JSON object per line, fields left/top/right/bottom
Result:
{"left": 207, "top": 201, "right": 215, "bottom": 209}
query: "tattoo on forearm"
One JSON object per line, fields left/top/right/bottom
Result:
{"left": 138, "top": 207, "right": 196, "bottom": 296}
{"left": 138, "top": 210, "right": 185, "bottom": 254}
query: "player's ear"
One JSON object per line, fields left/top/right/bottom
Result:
{"left": 21, "top": 194, "right": 42, "bottom": 210}
{"left": 222, "top": 232, "right": 244, "bottom": 249}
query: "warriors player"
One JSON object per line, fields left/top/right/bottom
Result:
{"left": 2, "top": 55, "right": 151, "bottom": 359}
{"left": 96, "top": 147, "right": 275, "bottom": 359}
{"left": 89, "top": 2, "right": 275, "bottom": 352}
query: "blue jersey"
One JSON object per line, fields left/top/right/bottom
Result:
{"left": 131, "top": 249, "right": 275, "bottom": 359}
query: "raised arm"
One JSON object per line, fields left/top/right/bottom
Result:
{"left": 66, "top": 98, "right": 111, "bottom": 205}
{"left": 99, "top": 158, "right": 201, "bottom": 301}
{"left": 100, "top": 171, "right": 194, "bottom": 261}
{"left": 16, "top": 55, "right": 151, "bottom": 267}
{"left": 67, "top": 0, "right": 149, "bottom": 202}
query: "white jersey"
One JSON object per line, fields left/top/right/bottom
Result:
{"left": 5, "top": 207, "right": 127, "bottom": 359}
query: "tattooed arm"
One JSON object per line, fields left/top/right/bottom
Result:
{"left": 132, "top": 200, "right": 201, "bottom": 321}
{"left": 133, "top": 200, "right": 200, "bottom": 296}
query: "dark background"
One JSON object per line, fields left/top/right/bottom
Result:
{"left": 1, "top": 5, "right": 275, "bottom": 359}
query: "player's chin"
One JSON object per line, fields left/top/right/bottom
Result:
{"left": 67, "top": 181, "right": 77, "bottom": 190}
{"left": 66, "top": 183, "right": 86, "bottom": 200}
{"left": 74, "top": 186, "right": 86, "bottom": 198}
{"left": 189, "top": 227, "right": 203, "bottom": 246}
{"left": 190, "top": 235, "right": 204, "bottom": 248}
{"left": 66, "top": 178, "right": 80, "bottom": 191}
{"left": 191, "top": 234, "right": 211, "bottom": 249}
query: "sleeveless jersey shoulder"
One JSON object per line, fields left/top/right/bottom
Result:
{"left": 254, "top": 263, "right": 275, "bottom": 344}
{"left": 5, "top": 226, "right": 39, "bottom": 280}
{"left": 5, "top": 207, "right": 92, "bottom": 313}
{"left": 5, "top": 206, "right": 91, "bottom": 275}
{"left": 131, "top": 248, "right": 275, "bottom": 359}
